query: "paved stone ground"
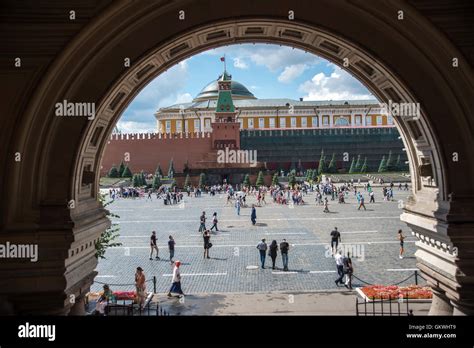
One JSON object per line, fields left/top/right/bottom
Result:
{"left": 93, "top": 188, "right": 424, "bottom": 308}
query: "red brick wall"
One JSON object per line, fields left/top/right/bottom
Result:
{"left": 100, "top": 133, "right": 213, "bottom": 175}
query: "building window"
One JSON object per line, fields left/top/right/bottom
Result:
{"left": 312, "top": 116, "right": 318, "bottom": 127}
{"left": 269, "top": 118, "right": 275, "bottom": 128}
{"left": 366, "top": 116, "right": 372, "bottom": 125}
{"left": 165, "top": 120, "right": 171, "bottom": 133}
{"left": 355, "top": 115, "right": 361, "bottom": 126}
{"left": 259, "top": 117, "right": 265, "bottom": 128}
{"left": 377, "top": 116, "right": 383, "bottom": 125}
{"left": 204, "top": 118, "right": 211, "bottom": 130}
{"left": 279, "top": 118, "right": 286, "bottom": 128}
{"left": 291, "top": 117, "right": 296, "bottom": 128}
{"left": 323, "top": 116, "right": 329, "bottom": 126}
{"left": 335, "top": 117, "right": 349, "bottom": 126}
{"left": 248, "top": 118, "right": 254, "bottom": 129}
{"left": 194, "top": 119, "right": 200, "bottom": 131}
{"left": 176, "top": 120, "right": 182, "bottom": 132}
{"left": 301, "top": 117, "right": 307, "bottom": 128}
{"left": 388, "top": 115, "right": 393, "bottom": 125}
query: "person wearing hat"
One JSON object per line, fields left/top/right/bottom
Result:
{"left": 135, "top": 267, "right": 146, "bottom": 310}
{"left": 167, "top": 260, "right": 184, "bottom": 297}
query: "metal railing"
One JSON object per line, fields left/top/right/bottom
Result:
{"left": 89, "top": 276, "right": 170, "bottom": 316}
{"left": 355, "top": 270, "right": 430, "bottom": 316}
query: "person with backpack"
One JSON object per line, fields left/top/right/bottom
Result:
{"left": 256, "top": 238, "right": 268, "bottom": 269}
{"left": 280, "top": 239, "right": 290, "bottom": 271}
{"left": 210, "top": 212, "right": 219, "bottom": 232}
{"left": 343, "top": 252, "right": 354, "bottom": 290}
{"left": 268, "top": 240, "right": 278, "bottom": 270}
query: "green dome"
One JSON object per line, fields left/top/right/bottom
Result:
{"left": 193, "top": 74, "right": 256, "bottom": 102}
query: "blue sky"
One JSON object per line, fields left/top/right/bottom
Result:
{"left": 117, "top": 43, "right": 374, "bottom": 133}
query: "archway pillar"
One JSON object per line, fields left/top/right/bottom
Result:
{"left": 402, "top": 195, "right": 474, "bottom": 316}
{"left": 0, "top": 202, "right": 108, "bottom": 315}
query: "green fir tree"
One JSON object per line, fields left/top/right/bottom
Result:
{"left": 360, "top": 157, "right": 368, "bottom": 173}
{"left": 256, "top": 171, "right": 265, "bottom": 186}
{"left": 327, "top": 153, "right": 336, "bottom": 173}
{"left": 184, "top": 174, "right": 191, "bottom": 188}
{"left": 168, "top": 158, "right": 175, "bottom": 178}
{"left": 199, "top": 172, "right": 206, "bottom": 188}
{"left": 118, "top": 161, "right": 126, "bottom": 177}
{"left": 378, "top": 156, "right": 388, "bottom": 173}
{"left": 272, "top": 173, "right": 279, "bottom": 186}
{"left": 108, "top": 165, "right": 119, "bottom": 178}
{"left": 152, "top": 174, "right": 162, "bottom": 189}
{"left": 121, "top": 165, "right": 132, "bottom": 178}
{"left": 348, "top": 157, "right": 356, "bottom": 174}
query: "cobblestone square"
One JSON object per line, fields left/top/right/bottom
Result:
{"left": 93, "top": 188, "right": 423, "bottom": 300}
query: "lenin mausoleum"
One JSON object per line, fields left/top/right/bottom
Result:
{"left": 101, "top": 68, "right": 407, "bottom": 184}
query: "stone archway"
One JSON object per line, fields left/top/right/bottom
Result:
{"left": 1, "top": 0, "right": 472, "bottom": 315}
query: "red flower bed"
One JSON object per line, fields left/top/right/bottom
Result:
{"left": 361, "top": 285, "right": 432, "bottom": 300}
{"left": 113, "top": 291, "right": 136, "bottom": 300}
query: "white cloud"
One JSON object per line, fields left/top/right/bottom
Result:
{"left": 116, "top": 120, "right": 156, "bottom": 133}
{"left": 175, "top": 93, "right": 193, "bottom": 104}
{"left": 118, "top": 59, "right": 191, "bottom": 130}
{"left": 206, "top": 44, "right": 321, "bottom": 74}
{"left": 233, "top": 57, "right": 248, "bottom": 69}
{"left": 278, "top": 64, "right": 308, "bottom": 83}
{"left": 299, "top": 66, "right": 374, "bottom": 100}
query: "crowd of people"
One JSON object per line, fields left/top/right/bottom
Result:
{"left": 99, "top": 176, "right": 410, "bottom": 312}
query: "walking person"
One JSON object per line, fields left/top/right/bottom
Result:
{"left": 280, "top": 239, "right": 290, "bottom": 271}
{"left": 135, "top": 267, "right": 146, "bottom": 310}
{"left": 334, "top": 250, "right": 345, "bottom": 287}
{"left": 343, "top": 252, "right": 354, "bottom": 290}
{"left": 199, "top": 211, "right": 206, "bottom": 232}
{"left": 398, "top": 229, "right": 405, "bottom": 259}
{"left": 323, "top": 197, "right": 329, "bottom": 213}
{"left": 210, "top": 212, "right": 219, "bottom": 232}
{"left": 167, "top": 260, "right": 184, "bottom": 298}
{"left": 268, "top": 240, "right": 278, "bottom": 270}
{"left": 203, "top": 230, "right": 211, "bottom": 259}
{"left": 369, "top": 190, "right": 375, "bottom": 203}
{"left": 251, "top": 204, "right": 257, "bottom": 225}
{"left": 330, "top": 227, "right": 341, "bottom": 255}
{"left": 235, "top": 198, "right": 241, "bottom": 216}
{"left": 256, "top": 238, "right": 267, "bottom": 269}
{"left": 358, "top": 195, "right": 366, "bottom": 210}
{"left": 149, "top": 231, "right": 160, "bottom": 260}
{"left": 168, "top": 235, "right": 175, "bottom": 263}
